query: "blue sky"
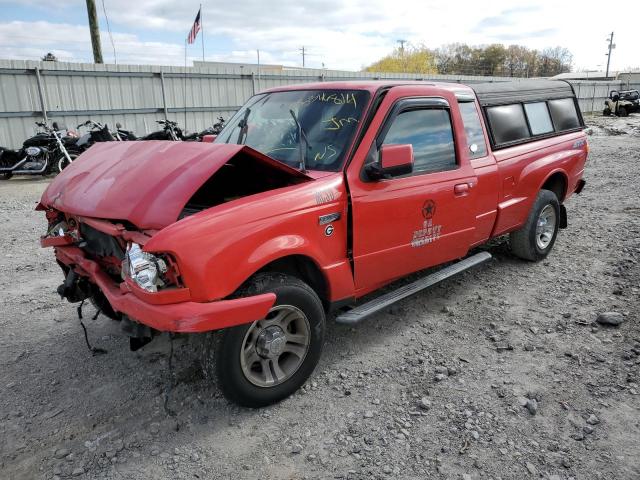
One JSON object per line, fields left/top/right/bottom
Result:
{"left": 0, "top": 0, "right": 637, "bottom": 71}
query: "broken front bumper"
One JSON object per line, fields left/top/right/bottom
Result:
{"left": 51, "top": 245, "right": 276, "bottom": 333}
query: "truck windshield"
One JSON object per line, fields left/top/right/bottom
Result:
{"left": 215, "top": 89, "right": 370, "bottom": 171}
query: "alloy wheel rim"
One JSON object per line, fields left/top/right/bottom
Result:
{"left": 240, "top": 305, "right": 311, "bottom": 388}
{"left": 535, "top": 204, "right": 556, "bottom": 250}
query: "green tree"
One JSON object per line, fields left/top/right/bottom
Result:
{"left": 365, "top": 44, "right": 437, "bottom": 74}
{"left": 366, "top": 43, "right": 573, "bottom": 77}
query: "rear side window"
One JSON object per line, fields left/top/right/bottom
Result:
{"left": 458, "top": 101, "right": 487, "bottom": 158}
{"left": 382, "top": 108, "right": 456, "bottom": 174}
{"left": 486, "top": 104, "right": 530, "bottom": 145}
{"left": 524, "top": 102, "right": 554, "bottom": 135}
{"left": 548, "top": 98, "right": 580, "bottom": 131}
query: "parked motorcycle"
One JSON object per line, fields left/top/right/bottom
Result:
{"left": 74, "top": 120, "right": 139, "bottom": 152}
{"left": 115, "top": 122, "right": 137, "bottom": 141}
{"left": 139, "top": 117, "right": 225, "bottom": 142}
{"left": 0, "top": 121, "right": 79, "bottom": 179}
{"left": 182, "top": 116, "right": 227, "bottom": 141}
{"left": 139, "top": 120, "right": 183, "bottom": 141}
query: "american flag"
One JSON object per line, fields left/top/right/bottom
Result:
{"left": 187, "top": 8, "right": 201, "bottom": 44}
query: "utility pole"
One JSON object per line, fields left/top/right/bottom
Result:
{"left": 300, "top": 46, "right": 306, "bottom": 68}
{"left": 397, "top": 39, "right": 407, "bottom": 70}
{"left": 85, "top": 0, "right": 103, "bottom": 63}
{"left": 605, "top": 31, "right": 615, "bottom": 79}
{"left": 256, "top": 49, "right": 261, "bottom": 91}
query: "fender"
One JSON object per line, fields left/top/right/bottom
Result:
{"left": 244, "top": 238, "right": 355, "bottom": 302}
{"left": 145, "top": 174, "right": 351, "bottom": 302}
{"left": 207, "top": 233, "right": 355, "bottom": 303}
{"left": 492, "top": 148, "right": 574, "bottom": 237}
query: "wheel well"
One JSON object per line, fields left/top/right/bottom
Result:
{"left": 258, "top": 255, "right": 329, "bottom": 311}
{"left": 542, "top": 173, "right": 567, "bottom": 202}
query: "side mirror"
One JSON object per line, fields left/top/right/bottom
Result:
{"left": 366, "top": 144, "right": 414, "bottom": 180}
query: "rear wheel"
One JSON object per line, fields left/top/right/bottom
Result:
{"left": 509, "top": 189, "right": 560, "bottom": 262}
{"left": 618, "top": 106, "right": 628, "bottom": 117}
{"left": 603, "top": 107, "right": 611, "bottom": 116}
{"left": 200, "top": 273, "right": 325, "bottom": 408}
{"left": 0, "top": 172, "right": 12, "bottom": 180}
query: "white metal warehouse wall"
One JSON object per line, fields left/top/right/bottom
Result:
{"left": 0, "top": 59, "right": 635, "bottom": 148}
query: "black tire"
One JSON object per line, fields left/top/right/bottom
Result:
{"left": 200, "top": 273, "right": 325, "bottom": 408}
{"left": 603, "top": 107, "right": 611, "bottom": 116}
{"left": 90, "top": 289, "right": 122, "bottom": 320}
{"left": 0, "top": 172, "right": 12, "bottom": 180}
{"left": 509, "top": 189, "right": 560, "bottom": 262}
{"left": 618, "top": 106, "right": 628, "bottom": 117}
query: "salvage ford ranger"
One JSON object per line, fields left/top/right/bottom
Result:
{"left": 39, "top": 80, "right": 588, "bottom": 407}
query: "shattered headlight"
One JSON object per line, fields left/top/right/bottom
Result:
{"left": 123, "top": 243, "right": 168, "bottom": 292}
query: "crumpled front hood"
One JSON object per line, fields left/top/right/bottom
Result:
{"left": 40, "top": 141, "right": 312, "bottom": 230}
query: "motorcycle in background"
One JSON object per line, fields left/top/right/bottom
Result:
{"left": 139, "top": 120, "right": 183, "bottom": 141}
{"left": 182, "top": 117, "right": 227, "bottom": 142}
{"left": 211, "top": 116, "right": 226, "bottom": 135}
{"left": 74, "top": 120, "right": 117, "bottom": 152}
{"left": 0, "top": 121, "right": 79, "bottom": 179}
{"left": 115, "top": 122, "right": 137, "bottom": 141}
{"left": 73, "top": 120, "right": 138, "bottom": 152}
{"left": 139, "top": 117, "right": 225, "bottom": 142}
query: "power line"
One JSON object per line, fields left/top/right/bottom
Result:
{"left": 101, "top": 0, "right": 117, "bottom": 64}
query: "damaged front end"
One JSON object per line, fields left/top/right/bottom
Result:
{"left": 42, "top": 212, "right": 184, "bottom": 349}
{"left": 38, "top": 141, "right": 292, "bottom": 347}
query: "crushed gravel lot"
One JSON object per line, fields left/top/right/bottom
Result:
{"left": 1, "top": 114, "right": 639, "bottom": 480}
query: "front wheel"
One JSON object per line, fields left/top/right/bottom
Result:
{"left": 56, "top": 152, "right": 78, "bottom": 174}
{"left": 603, "top": 107, "right": 611, "bottom": 116}
{"left": 617, "top": 106, "right": 628, "bottom": 117}
{"left": 509, "top": 189, "right": 560, "bottom": 261}
{"left": 200, "top": 273, "right": 325, "bottom": 408}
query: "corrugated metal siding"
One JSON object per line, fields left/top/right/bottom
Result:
{"left": 0, "top": 59, "right": 630, "bottom": 148}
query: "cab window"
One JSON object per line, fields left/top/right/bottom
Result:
{"left": 458, "top": 101, "right": 487, "bottom": 158}
{"left": 381, "top": 108, "right": 456, "bottom": 175}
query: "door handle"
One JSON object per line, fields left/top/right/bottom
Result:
{"left": 454, "top": 183, "right": 470, "bottom": 195}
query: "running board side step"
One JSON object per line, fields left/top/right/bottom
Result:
{"left": 335, "top": 251, "right": 492, "bottom": 325}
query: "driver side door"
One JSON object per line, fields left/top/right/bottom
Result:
{"left": 347, "top": 94, "right": 477, "bottom": 293}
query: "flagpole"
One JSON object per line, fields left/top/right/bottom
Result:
{"left": 200, "top": 5, "right": 205, "bottom": 62}
{"left": 184, "top": 38, "right": 188, "bottom": 132}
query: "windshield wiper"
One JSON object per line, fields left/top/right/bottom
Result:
{"left": 236, "top": 108, "right": 251, "bottom": 145}
{"left": 289, "top": 109, "right": 311, "bottom": 172}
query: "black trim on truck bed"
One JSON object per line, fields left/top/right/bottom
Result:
{"left": 471, "top": 80, "right": 576, "bottom": 107}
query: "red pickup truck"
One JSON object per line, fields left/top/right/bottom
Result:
{"left": 39, "top": 80, "right": 587, "bottom": 407}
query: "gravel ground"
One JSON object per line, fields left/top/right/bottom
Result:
{"left": 1, "top": 116, "right": 639, "bottom": 480}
